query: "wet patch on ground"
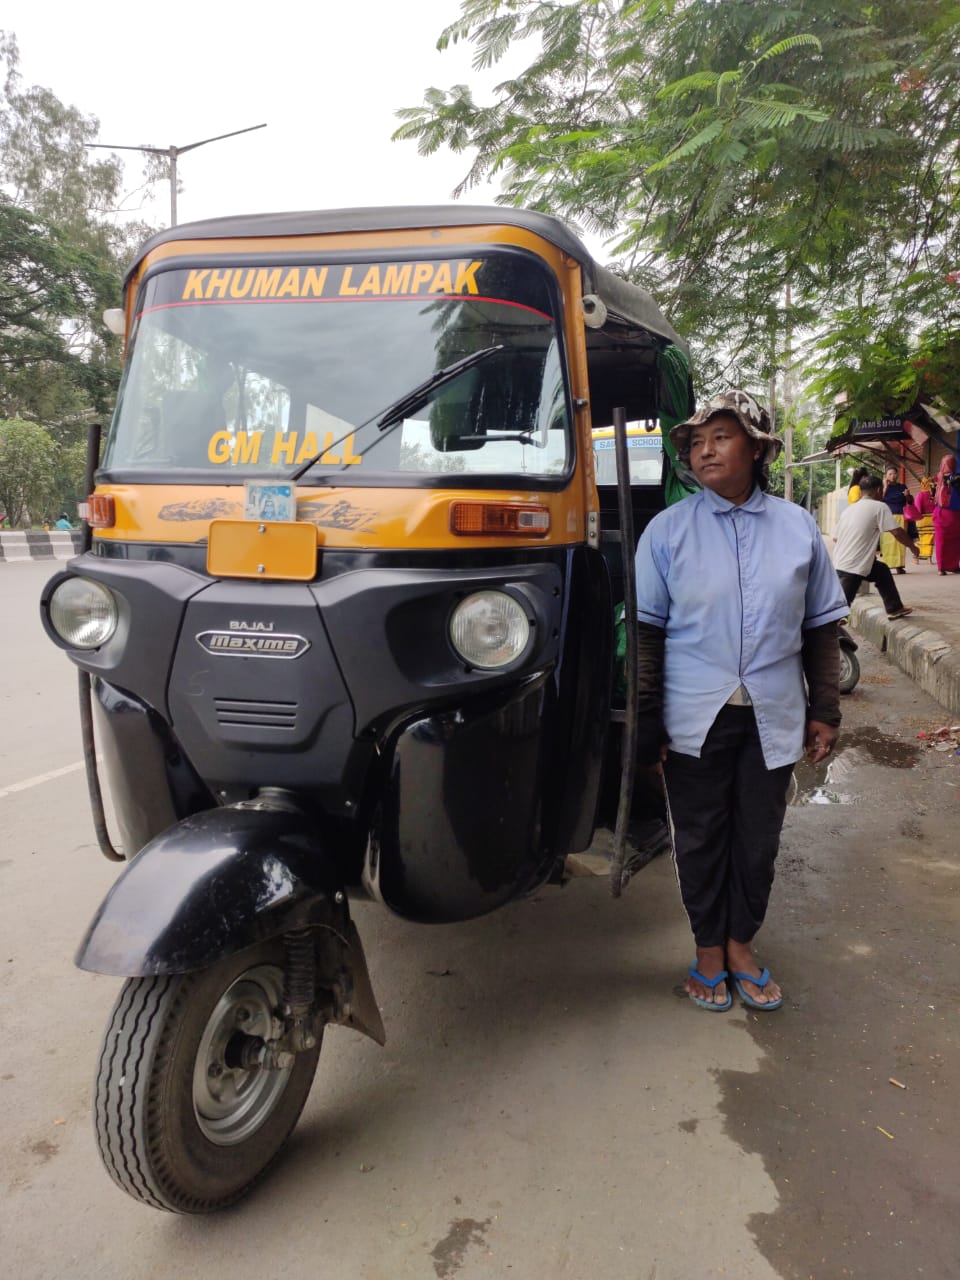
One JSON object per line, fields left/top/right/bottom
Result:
{"left": 430, "top": 1217, "right": 493, "bottom": 1278}
{"left": 791, "top": 728, "right": 920, "bottom": 805}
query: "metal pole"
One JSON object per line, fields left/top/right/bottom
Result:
{"left": 783, "top": 282, "right": 794, "bottom": 503}
{"left": 169, "top": 147, "right": 178, "bottom": 226}
{"left": 609, "top": 405, "right": 638, "bottom": 899}
{"left": 85, "top": 123, "right": 266, "bottom": 228}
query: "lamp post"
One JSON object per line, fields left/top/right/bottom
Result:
{"left": 86, "top": 123, "right": 267, "bottom": 226}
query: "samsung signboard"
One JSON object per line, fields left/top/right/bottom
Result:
{"left": 849, "top": 415, "right": 906, "bottom": 440}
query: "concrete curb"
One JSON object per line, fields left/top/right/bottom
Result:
{"left": 850, "top": 597, "right": 960, "bottom": 717}
{"left": 0, "top": 531, "right": 82, "bottom": 563}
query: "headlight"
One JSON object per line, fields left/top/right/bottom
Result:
{"left": 449, "top": 590, "right": 531, "bottom": 669}
{"left": 48, "top": 577, "right": 119, "bottom": 648}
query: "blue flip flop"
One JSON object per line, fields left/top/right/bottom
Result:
{"left": 730, "top": 968, "right": 783, "bottom": 1011}
{"left": 687, "top": 965, "right": 732, "bottom": 1011}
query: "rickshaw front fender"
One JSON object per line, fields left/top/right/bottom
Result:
{"left": 76, "top": 805, "right": 348, "bottom": 979}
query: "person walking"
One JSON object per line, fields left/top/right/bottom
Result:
{"left": 832, "top": 474, "right": 919, "bottom": 614}
{"left": 933, "top": 455, "right": 960, "bottom": 575}
{"left": 634, "top": 391, "right": 848, "bottom": 1013}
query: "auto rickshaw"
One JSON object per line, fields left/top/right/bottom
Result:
{"left": 39, "top": 205, "right": 693, "bottom": 1212}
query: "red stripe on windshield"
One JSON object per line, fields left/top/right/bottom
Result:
{"left": 137, "top": 295, "right": 553, "bottom": 322}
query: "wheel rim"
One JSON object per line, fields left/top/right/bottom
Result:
{"left": 193, "top": 964, "right": 292, "bottom": 1147}
{"left": 839, "top": 649, "right": 854, "bottom": 686}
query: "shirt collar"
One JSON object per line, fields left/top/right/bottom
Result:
{"left": 701, "top": 484, "right": 767, "bottom": 516}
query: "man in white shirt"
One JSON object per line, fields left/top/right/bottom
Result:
{"left": 833, "top": 473, "right": 919, "bottom": 618}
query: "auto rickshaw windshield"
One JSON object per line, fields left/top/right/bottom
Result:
{"left": 102, "top": 250, "right": 572, "bottom": 483}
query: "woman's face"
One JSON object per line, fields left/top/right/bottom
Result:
{"left": 688, "top": 414, "right": 761, "bottom": 499}
{"left": 885, "top": 468, "right": 897, "bottom": 483}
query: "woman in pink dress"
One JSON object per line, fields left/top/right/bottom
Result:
{"left": 933, "top": 455, "right": 960, "bottom": 574}
{"left": 907, "top": 479, "right": 936, "bottom": 561}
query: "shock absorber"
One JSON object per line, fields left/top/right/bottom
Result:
{"left": 283, "top": 929, "right": 318, "bottom": 1052}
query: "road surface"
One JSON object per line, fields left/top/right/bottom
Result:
{"left": 1, "top": 560, "right": 957, "bottom": 1279}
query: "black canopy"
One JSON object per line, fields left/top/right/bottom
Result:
{"left": 126, "top": 205, "right": 690, "bottom": 424}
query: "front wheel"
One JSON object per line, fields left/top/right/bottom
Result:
{"left": 94, "top": 941, "right": 321, "bottom": 1213}
{"left": 838, "top": 644, "right": 860, "bottom": 695}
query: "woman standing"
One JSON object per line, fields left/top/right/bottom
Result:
{"left": 933, "top": 455, "right": 960, "bottom": 574}
{"left": 634, "top": 391, "right": 848, "bottom": 1012}
{"left": 879, "top": 466, "right": 911, "bottom": 574}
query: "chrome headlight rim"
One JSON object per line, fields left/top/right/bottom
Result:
{"left": 448, "top": 588, "right": 533, "bottom": 671}
{"left": 47, "top": 575, "right": 119, "bottom": 650}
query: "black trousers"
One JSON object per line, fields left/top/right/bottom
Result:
{"left": 662, "top": 705, "right": 794, "bottom": 948}
{"left": 836, "top": 561, "right": 904, "bottom": 615}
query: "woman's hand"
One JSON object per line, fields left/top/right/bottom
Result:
{"left": 805, "top": 720, "right": 838, "bottom": 764}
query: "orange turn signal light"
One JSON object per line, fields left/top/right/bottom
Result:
{"left": 79, "top": 494, "right": 116, "bottom": 528}
{"left": 450, "top": 502, "right": 551, "bottom": 537}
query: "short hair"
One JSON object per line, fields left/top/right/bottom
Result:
{"left": 860, "top": 474, "right": 883, "bottom": 495}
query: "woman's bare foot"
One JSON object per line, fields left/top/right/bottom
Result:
{"left": 685, "top": 944, "right": 728, "bottom": 1006}
{"left": 726, "top": 940, "right": 781, "bottom": 1005}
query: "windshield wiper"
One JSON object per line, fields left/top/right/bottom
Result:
{"left": 288, "top": 343, "right": 505, "bottom": 481}
{"left": 374, "top": 344, "right": 505, "bottom": 431}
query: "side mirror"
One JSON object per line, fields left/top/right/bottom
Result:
{"left": 103, "top": 308, "right": 126, "bottom": 336}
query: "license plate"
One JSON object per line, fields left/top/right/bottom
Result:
{"left": 206, "top": 519, "right": 318, "bottom": 581}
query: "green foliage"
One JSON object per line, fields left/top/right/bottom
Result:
{"left": 396, "top": 0, "right": 960, "bottom": 433}
{"left": 0, "top": 416, "right": 57, "bottom": 525}
{"left": 0, "top": 30, "right": 163, "bottom": 508}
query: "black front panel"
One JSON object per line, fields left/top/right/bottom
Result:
{"left": 92, "top": 677, "right": 214, "bottom": 858}
{"left": 312, "top": 561, "right": 563, "bottom": 734}
{"left": 167, "top": 582, "right": 365, "bottom": 807}
{"left": 371, "top": 675, "right": 552, "bottom": 922}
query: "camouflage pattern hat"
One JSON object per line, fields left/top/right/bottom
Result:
{"left": 669, "top": 390, "right": 783, "bottom": 468}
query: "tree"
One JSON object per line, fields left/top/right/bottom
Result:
{"left": 395, "top": 1, "right": 960, "bottom": 421}
{"left": 0, "top": 199, "right": 119, "bottom": 419}
{"left": 0, "top": 32, "right": 156, "bottom": 430}
{"left": 0, "top": 416, "right": 57, "bottom": 526}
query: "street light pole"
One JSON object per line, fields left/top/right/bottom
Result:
{"left": 86, "top": 123, "right": 266, "bottom": 226}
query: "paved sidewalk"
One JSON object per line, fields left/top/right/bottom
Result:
{"left": 848, "top": 557, "right": 960, "bottom": 716}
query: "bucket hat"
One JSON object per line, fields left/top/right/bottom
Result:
{"left": 669, "top": 390, "right": 783, "bottom": 468}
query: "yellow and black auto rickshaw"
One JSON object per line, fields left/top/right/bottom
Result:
{"left": 40, "top": 206, "right": 693, "bottom": 1212}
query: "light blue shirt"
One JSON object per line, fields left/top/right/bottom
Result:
{"left": 634, "top": 485, "right": 848, "bottom": 768}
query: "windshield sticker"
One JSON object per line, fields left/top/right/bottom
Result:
{"left": 243, "top": 483, "right": 295, "bottom": 521}
{"left": 179, "top": 260, "right": 483, "bottom": 303}
{"left": 207, "top": 430, "right": 363, "bottom": 467}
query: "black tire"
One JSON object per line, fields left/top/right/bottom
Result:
{"left": 94, "top": 941, "right": 321, "bottom": 1213}
{"left": 838, "top": 645, "right": 860, "bottom": 695}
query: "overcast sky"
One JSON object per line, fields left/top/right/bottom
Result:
{"left": 3, "top": 0, "right": 526, "bottom": 231}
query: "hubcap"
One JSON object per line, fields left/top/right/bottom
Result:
{"left": 193, "top": 964, "right": 292, "bottom": 1146}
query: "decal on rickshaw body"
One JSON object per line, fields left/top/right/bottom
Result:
{"left": 196, "top": 630, "right": 311, "bottom": 658}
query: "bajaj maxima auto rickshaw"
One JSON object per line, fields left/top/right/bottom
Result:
{"left": 40, "top": 206, "right": 692, "bottom": 1212}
